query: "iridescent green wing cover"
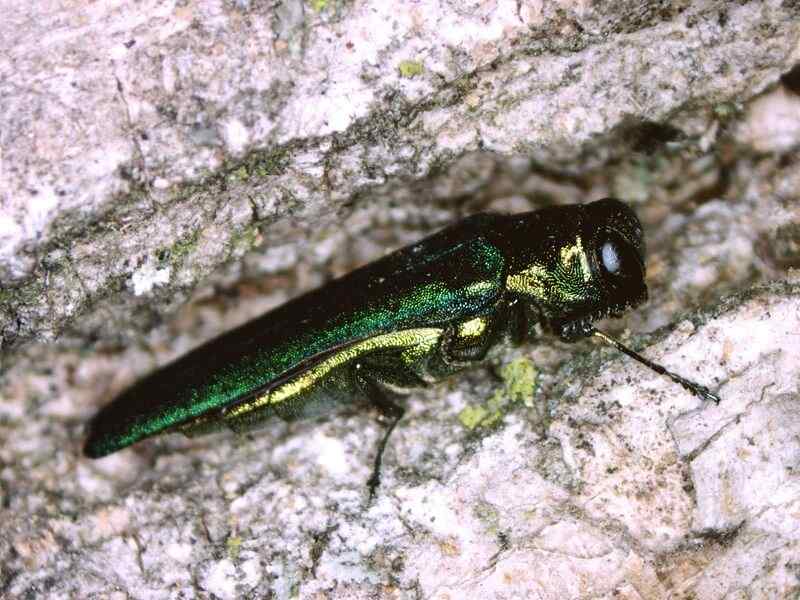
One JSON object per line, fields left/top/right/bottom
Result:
{"left": 85, "top": 214, "right": 507, "bottom": 457}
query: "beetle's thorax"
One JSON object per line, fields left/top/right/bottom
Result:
{"left": 504, "top": 232, "right": 604, "bottom": 334}
{"left": 505, "top": 233, "right": 591, "bottom": 301}
{"left": 496, "top": 200, "right": 648, "bottom": 341}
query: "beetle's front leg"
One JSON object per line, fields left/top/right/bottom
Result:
{"left": 507, "top": 296, "right": 547, "bottom": 346}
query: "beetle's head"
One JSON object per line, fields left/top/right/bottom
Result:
{"left": 506, "top": 198, "right": 648, "bottom": 342}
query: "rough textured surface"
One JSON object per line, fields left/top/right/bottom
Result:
{"left": 2, "top": 0, "right": 800, "bottom": 598}
{"left": 2, "top": 0, "right": 800, "bottom": 352}
{"left": 3, "top": 284, "right": 800, "bottom": 599}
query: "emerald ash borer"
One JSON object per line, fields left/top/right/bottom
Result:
{"left": 85, "top": 199, "right": 720, "bottom": 494}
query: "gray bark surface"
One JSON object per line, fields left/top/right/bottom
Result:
{"left": 2, "top": 1, "right": 800, "bottom": 598}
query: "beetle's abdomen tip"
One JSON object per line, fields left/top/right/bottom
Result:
{"left": 83, "top": 434, "right": 109, "bottom": 459}
{"left": 83, "top": 423, "right": 123, "bottom": 459}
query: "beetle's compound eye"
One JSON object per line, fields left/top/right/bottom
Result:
{"left": 601, "top": 240, "right": 621, "bottom": 274}
{"left": 598, "top": 232, "right": 643, "bottom": 280}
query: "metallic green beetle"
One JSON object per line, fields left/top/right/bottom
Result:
{"left": 85, "top": 199, "right": 719, "bottom": 492}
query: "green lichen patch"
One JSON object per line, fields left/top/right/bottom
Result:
{"left": 221, "top": 145, "right": 295, "bottom": 187}
{"left": 227, "top": 166, "right": 249, "bottom": 183}
{"left": 398, "top": 60, "right": 424, "bottom": 78}
{"left": 459, "top": 357, "right": 538, "bottom": 430}
{"left": 0, "top": 280, "right": 45, "bottom": 308}
{"left": 458, "top": 404, "right": 493, "bottom": 430}
{"left": 226, "top": 536, "right": 243, "bottom": 560}
{"left": 500, "top": 357, "right": 539, "bottom": 408}
{"left": 228, "top": 223, "right": 263, "bottom": 257}
{"left": 157, "top": 230, "right": 201, "bottom": 268}
{"left": 243, "top": 147, "right": 293, "bottom": 180}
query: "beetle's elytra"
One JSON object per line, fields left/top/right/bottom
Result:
{"left": 85, "top": 199, "right": 719, "bottom": 491}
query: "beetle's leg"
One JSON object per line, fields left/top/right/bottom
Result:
{"left": 354, "top": 369, "right": 406, "bottom": 501}
{"left": 507, "top": 298, "right": 529, "bottom": 346}
{"left": 507, "top": 296, "right": 547, "bottom": 346}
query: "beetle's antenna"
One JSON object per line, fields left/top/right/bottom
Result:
{"left": 591, "top": 328, "right": 721, "bottom": 404}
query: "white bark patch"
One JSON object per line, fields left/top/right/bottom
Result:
{"left": 130, "top": 261, "right": 171, "bottom": 296}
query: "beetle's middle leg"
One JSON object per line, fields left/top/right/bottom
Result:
{"left": 351, "top": 335, "right": 440, "bottom": 500}
{"left": 354, "top": 370, "right": 406, "bottom": 501}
